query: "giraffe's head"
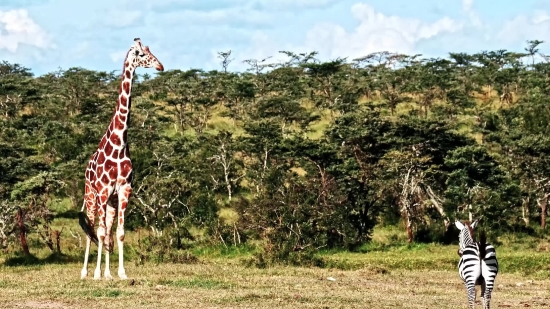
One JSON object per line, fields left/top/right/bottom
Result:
{"left": 125, "top": 38, "right": 164, "bottom": 72}
{"left": 455, "top": 219, "right": 478, "bottom": 254}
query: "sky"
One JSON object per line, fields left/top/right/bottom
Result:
{"left": 1, "top": 0, "right": 550, "bottom": 76}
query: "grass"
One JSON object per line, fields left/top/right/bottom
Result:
{"left": 1, "top": 254, "right": 549, "bottom": 308}
{"left": 2, "top": 216, "right": 550, "bottom": 308}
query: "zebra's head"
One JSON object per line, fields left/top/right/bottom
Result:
{"left": 455, "top": 219, "right": 478, "bottom": 254}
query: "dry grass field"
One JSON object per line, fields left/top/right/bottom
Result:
{"left": 1, "top": 220, "right": 549, "bottom": 308}
{"left": 0, "top": 254, "right": 549, "bottom": 309}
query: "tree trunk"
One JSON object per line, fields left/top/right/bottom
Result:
{"left": 542, "top": 205, "right": 547, "bottom": 230}
{"left": 522, "top": 197, "right": 530, "bottom": 226}
{"left": 537, "top": 194, "right": 548, "bottom": 229}
{"left": 541, "top": 198, "right": 547, "bottom": 230}
{"left": 425, "top": 185, "right": 450, "bottom": 229}
{"left": 54, "top": 230, "right": 62, "bottom": 253}
{"left": 406, "top": 213, "right": 413, "bottom": 244}
{"left": 16, "top": 208, "right": 30, "bottom": 256}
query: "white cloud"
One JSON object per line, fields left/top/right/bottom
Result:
{"left": 462, "top": 0, "right": 473, "bottom": 12}
{"left": 497, "top": 10, "right": 550, "bottom": 44}
{"left": 297, "top": 3, "right": 463, "bottom": 60}
{"left": 461, "top": 0, "right": 482, "bottom": 28}
{"left": 0, "top": 9, "right": 51, "bottom": 53}
{"left": 254, "top": 0, "right": 340, "bottom": 10}
{"left": 533, "top": 10, "right": 550, "bottom": 24}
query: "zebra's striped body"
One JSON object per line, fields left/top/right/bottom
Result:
{"left": 455, "top": 220, "right": 499, "bottom": 309}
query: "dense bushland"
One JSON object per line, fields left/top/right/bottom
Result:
{"left": 1, "top": 41, "right": 550, "bottom": 265}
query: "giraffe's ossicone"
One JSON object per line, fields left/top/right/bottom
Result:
{"left": 79, "top": 38, "right": 164, "bottom": 280}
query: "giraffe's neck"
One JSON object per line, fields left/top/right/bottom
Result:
{"left": 105, "top": 65, "right": 135, "bottom": 148}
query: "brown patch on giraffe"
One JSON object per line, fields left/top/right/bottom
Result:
{"left": 118, "top": 149, "right": 126, "bottom": 159}
{"left": 120, "top": 160, "right": 132, "bottom": 177}
{"left": 115, "top": 117, "right": 125, "bottom": 130}
{"left": 125, "top": 61, "right": 129, "bottom": 68}
{"left": 96, "top": 165, "right": 104, "bottom": 177}
{"left": 119, "top": 114, "right": 126, "bottom": 122}
{"left": 100, "top": 173, "right": 110, "bottom": 185}
{"left": 123, "top": 81, "right": 130, "bottom": 94}
{"left": 97, "top": 151, "right": 106, "bottom": 165}
{"left": 98, "top": 137, "right": 107, "bottom": 150}
{"left": 111, "top": 149, "right": 120, "bottom": 160}
{"left": 119, "top": 106, "right": 128, "bottom": 114}
{"left": 125, "top": 70, "right": 131, "bottom": 79}
{"left": 110, "top": 133, "right": 122, "bottom": 146}
{"left": 120, "top": 95, "right": 127, "bottom": 107}
{"left": 105, "top": 160, "right": 117, "bottom": 178}
{"left": 97, "top": 204, "right": 105, "bottom": 216}
{"left": 104, "top": 141, "right": 114, "bottom": 157}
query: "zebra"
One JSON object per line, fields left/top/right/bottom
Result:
{"left": 455, "top": 219, "right": 499, "bottom": 309}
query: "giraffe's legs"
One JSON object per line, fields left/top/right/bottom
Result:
{"left": 103, "top": 202, "right": 116, "bottom": 280}
{"left": 80, "top": 184, "right": 96, "bottom": 279}
{"left": 94, "top": 189, "right": 111, "bottom": 280}
{"left": 81, "top": 236, "right": 91, "bottom": 279}
{"left": 116, "top": 183, "right": 131, "bottom": 280}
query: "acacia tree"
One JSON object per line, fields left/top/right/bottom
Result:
{"left": 0, "top": 61, "right": 39, "bottom": 119}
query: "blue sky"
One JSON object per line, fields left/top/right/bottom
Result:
{"left": 1, "top": 0, "right": 550, "bottom": 76}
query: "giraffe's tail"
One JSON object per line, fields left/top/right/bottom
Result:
{"left": 78, "top": 211, "right": 99, "bottom": 246}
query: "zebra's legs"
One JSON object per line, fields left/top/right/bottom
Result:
{"left": 482, "top": 286, "right": 493, "bottom": 309}
{"left": 481, "top": 264, "right": 497, "bottom": 309}
{"left": 465, "top": 282, "right": 476, "bottom": 309}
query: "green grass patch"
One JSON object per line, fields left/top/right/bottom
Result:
{"left": 192, "top": 244, "right": 259, "bottom": 259}
{"left": 89, "top": 289, "right": 130, "bottom": 298}
{"left": 160, "top": 278, "right": 233, "bottom": 289}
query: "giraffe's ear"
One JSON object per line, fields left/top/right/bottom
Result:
{"left": 455, "top": 220, "right": 465, "bottom": 230}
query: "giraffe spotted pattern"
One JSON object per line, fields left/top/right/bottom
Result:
{"left": 79, "top": 38, "right": 164, "bottom": 280}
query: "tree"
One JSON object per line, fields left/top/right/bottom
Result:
{"left": 524, "top": 40, "right": 544, "bottom": 66}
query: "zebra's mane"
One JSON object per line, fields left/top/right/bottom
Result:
{"left": 459, "top": 221, "right": 476, "bottom": 249}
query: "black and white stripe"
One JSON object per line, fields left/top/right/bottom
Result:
{"left": 455, "top": 220, "right": 499, "bottom": 309}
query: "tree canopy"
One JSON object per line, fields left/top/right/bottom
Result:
{"left": 1, "top": 41, "right": 549, "bottom": 263}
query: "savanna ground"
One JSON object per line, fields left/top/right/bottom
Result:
{"left": 1, "top": 220, "right": 549, "bottom": 309}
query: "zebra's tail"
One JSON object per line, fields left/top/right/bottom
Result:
{"left": 478, "top": 230, "right": 487, "bottom": 260}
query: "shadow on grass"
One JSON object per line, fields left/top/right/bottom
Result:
{"left": 3, "top": 252, "right": 81, "bottom": 267}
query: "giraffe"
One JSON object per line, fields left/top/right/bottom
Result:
{"left": 78, "top": 38, "right": 164, "bottom": 280}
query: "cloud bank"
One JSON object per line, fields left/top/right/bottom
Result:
{"left": 0, "top": 0, "right": 549, "bottom": 75}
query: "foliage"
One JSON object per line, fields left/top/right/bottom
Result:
{"left": 1, "top": 41, "right": 550, "bottom": 263}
